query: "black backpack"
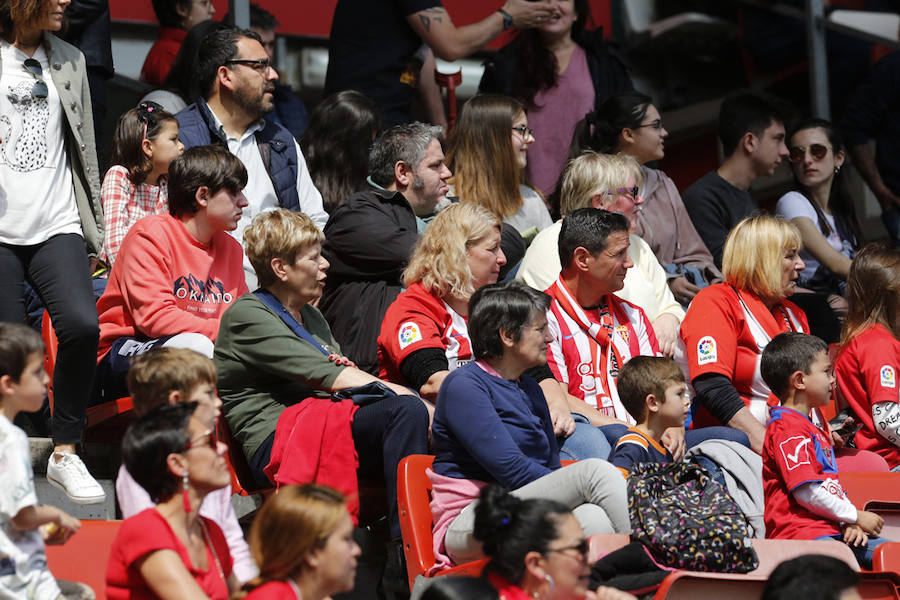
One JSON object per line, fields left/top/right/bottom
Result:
{"left": 627, "top": 462, "right": 759, "bottom": 573}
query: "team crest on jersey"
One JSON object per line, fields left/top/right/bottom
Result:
{"left": 398, "top": 322, "right": 423, "bottom": 349}
{"left": 779, "top": 436, "right": 812, "bottom": 471}
{"left": 881, "top": 365, "right": 896, "bottom": 388}
{"left": 697, "top": 336, "right": 717, "bottom": 365}
{"left": 615, "top": 325, "right": 630, "bottom": 344}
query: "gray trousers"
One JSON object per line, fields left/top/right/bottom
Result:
{"left": 444, "top": 458, "right": 630, "bottom": 564}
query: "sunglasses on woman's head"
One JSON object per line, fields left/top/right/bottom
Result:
{"left": 23, "top": 59, "right": 48, "bottom": 99}
{"left": 789, "top": 143, "right": 830, "bottom": 163}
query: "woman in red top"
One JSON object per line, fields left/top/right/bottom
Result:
{"left": 835, "top": 244, "right": 900, "bottom": 469}
{"left": 107, "top": 402, "right": 237, "bottom": 599}
{"left": 473, "top": 485, "right": 635, "bottom": 600}
{"left": 681, "top": 215, "right": 808, "bottom": 453}
{"left": 235, "top": 484, "right": 360, "bottom": 600}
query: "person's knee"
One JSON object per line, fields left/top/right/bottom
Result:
{"left": 162, "top": 332, "right": 214, "bottom": 358}
{"left": 389, "top": 393, "right": 429, "bottom": 427}
{"left": 52, "top": 309, "right": 99, "bottom": 346}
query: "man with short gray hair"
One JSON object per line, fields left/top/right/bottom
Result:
{"left": 321, "top": 122, "right": 451, "bottom": 373}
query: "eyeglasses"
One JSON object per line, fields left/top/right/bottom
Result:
{"left": 137, "top": 101, "right": 163, "bottom": 140}
{"left": 23, "top": 58, "right": 48, "bottom": 99}
{"left": 604, "top": 186, "right": 640, "bottom": 200}
{"left": 512, "top": 125, "right": 535, "bottom": 140}
{"left": 225, "top": 58, "right": 273, "bottom": 74}
{"left": 634, "top": 119, "right": 663, "bottom": 130}
{"left": 789, "top": 143, "right": 830, "bottom": 163}
{"left": 547, "top": 539, "right": 590, "bottom": 564}
{"left": 181, "top": 428, "right": 218, "bottom": 452}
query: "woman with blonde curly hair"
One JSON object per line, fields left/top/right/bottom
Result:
{"left": 446, "top": 95, "right": 553, "bottom": 238}
{"left": 236, "top": 484, "right": 360, "bottom": 600}
{"left": 681, "top": 215, "right": 809, "bottom": 453}
{"left": 378, "top": 202, "right": 507, "bottom": 401}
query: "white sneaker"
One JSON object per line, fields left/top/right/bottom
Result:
{"left": 46, "top": 452, "right": 106, "bottom": 505}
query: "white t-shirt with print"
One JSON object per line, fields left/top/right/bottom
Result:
{"left": 0, "top": 40, "right": 81, "bottom": 245}
{"left": 0, "top": 414, "right": 61, "bottom": 599}
{"left": 775, "top": 191, "right": 853, "bottom": 283}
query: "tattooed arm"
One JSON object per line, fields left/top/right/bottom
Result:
{"left": 406, "top": 0, "right": 553, "bottom": 62}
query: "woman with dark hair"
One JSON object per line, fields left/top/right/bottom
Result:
{"left": 446, "top": 94, "right": 553, "bottom": 238}
{"left": 1, "top": 0, "right": 106, "bottom": 503}
{"left": 430, "top": 280, "right": 628, "bottom": 569}
{"left": 141, "top": 0, "right": 215, "bottom": 86}
{"left": 570, "top": 91, "right": 720, "bottom": 305}
{"left": 835, "top": 244, "right": 900, "bottom": 471}
{"left": 478, "top": 0, "right": 632, "bottom": 197}
{"left": 474, "top": 485, "right": 637, "bottom": 600}
{"left": 106, "top": 401, "right": 239, "bottom": 599}
{"left": 301, "top": 90, "right": 380, "bottom": 213}
{"left": 235, "top": 484, "right": 360, "bottom": 600}
{"left": 140, "top": 19, "right": 230, "bottom": 114}
{"left": 776, "top": 118, "right": 861, "bottom": 316}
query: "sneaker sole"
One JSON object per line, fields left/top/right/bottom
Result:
{"left": 46, "top": 475, "right": 107, "bottom": 505}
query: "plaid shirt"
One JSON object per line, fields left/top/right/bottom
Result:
{"left": 99, "top": 165, "right": 168, "bottom": 267}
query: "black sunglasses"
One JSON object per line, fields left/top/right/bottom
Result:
{"left": 23, "top": 58, "right": 48, "bottom": 99}
{"left": 547, "top": 539, "right": 590, "bottom": 563}
{"left": 789, "top": 143, "right": 830, "bottom": 163}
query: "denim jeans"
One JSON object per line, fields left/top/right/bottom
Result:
{"left": 816, "top": 534, "right": 890, "bottom": 569}
{"left": 0, "top": 234, "right": 99, "bottom": 444}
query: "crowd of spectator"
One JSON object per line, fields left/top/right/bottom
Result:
{"left": 5, "top": 0, "right": 900, "bottom": 598}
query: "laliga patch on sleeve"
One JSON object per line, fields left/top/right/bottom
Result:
{"left": 398, "top": 322, "right": 423, "bottom": 349}
{"left": 697, "top": 336, "right": 717, "bottom": 365}
{"left": 881, "top": 365, "right": 896, "bottom": 389}
{"left": 779, "top": 435, "right": 812, "bottom": 471}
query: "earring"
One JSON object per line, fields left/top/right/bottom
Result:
{"left": 835, "top": 165, "right": 842, "bottom": 174}
{"left": 544, "top": 574, "right": 555, "bottom": 593}
{"left": 182, "top": 470, "right": 191, "bottom": 513}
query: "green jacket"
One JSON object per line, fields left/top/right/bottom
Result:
{"left": 214, "top": 293, "right": 346, "bottom": 462}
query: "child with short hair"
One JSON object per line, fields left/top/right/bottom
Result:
{"left": 115, "top": 347, "right": 257, "bottom": 582}
{"left": 610, "top": 356, "right": 691, "bottom": 477}
{"left": 761, "top": 331, "right": 885, "bottom": 568}
{"left": 0, "top": 323, "right": 88, "bottom": 599}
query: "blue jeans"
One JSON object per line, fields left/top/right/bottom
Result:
{"left": 816, "top": 534, "right": 890, "bottom": 569}
{"left": 558, "top": 415, "right": 750, "bottom": 461}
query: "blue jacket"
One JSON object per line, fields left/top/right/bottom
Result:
{"left": 176, "top": 101, "right": 301, "bottom": 212}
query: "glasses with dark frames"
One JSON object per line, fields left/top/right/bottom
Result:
{"left": 181, "top": 428, "right": 218, "bottom": 452}
{"left": 546, "top": 539, "right": 590, "bottom": 563}
{"left": 789, "top": 143, "right": 831, "bottom": 163}
{"left": 604, "top": 186, "right": 640, "bottom": 200}
{"left": 224, "top": 58, "right": 273, "bottom": 74}
{"left": 634, "top": 119, "right": 663, "bottom": 130}
{"left": 23, "top": 58, "right": 48, "bottom": 99}
{"left": 512, "top": 125, "right": 535, "bottom": 139}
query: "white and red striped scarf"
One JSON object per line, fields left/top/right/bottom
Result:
{"left": 545, "top": 277, "right": 659, "bottom": 422}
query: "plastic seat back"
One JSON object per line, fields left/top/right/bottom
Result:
{"left": 45, "top": 519, "right": 122, "bottom": 600}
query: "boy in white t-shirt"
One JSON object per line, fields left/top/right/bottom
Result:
{"left": 0, "top": 323, "right": 90, "bottom": 599}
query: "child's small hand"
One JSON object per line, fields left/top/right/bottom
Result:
{"left": 842, "top": 523, "right": 868, "bottom": 547}
{"left": 857, "top": 510, "right": 884, "bottom": 536}
{"left": 44, "top": 509, "right": 80, "bottom": 545}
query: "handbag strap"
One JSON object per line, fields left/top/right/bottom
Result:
{"left": 254, "top": 289, "right": 329, "bottom": 357}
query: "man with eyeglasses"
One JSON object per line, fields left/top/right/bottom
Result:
{"left": 682, "top": 91, "right": 789, "bottom": 269}
{"left": 175, "top": 28, "right": 327, "bottom": 289}
{"left": 325, "top": 0, "right": 554, "bottom": 128}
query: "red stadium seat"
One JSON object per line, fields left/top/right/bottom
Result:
{"left": 45, "top": 519, "right": 122, "bottom": 600}
{"left": 840, "top": 472, "right": 900, "bottom": 540}
{"left": 42, "top": 311, "right": 134, "bottom": 440}
{"left": 397, "top": 455, "right": 488, "bottom": 591}
{"left": 653, "top": 569, "right": 900, "bottom": 599}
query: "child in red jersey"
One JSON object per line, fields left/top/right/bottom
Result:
{"left": 761, "top": 332, "right": 885, "bottom": 568}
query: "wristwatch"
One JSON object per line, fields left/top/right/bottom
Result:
{"left": 498, "top": 8, "right": 514, "bottom": 30}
